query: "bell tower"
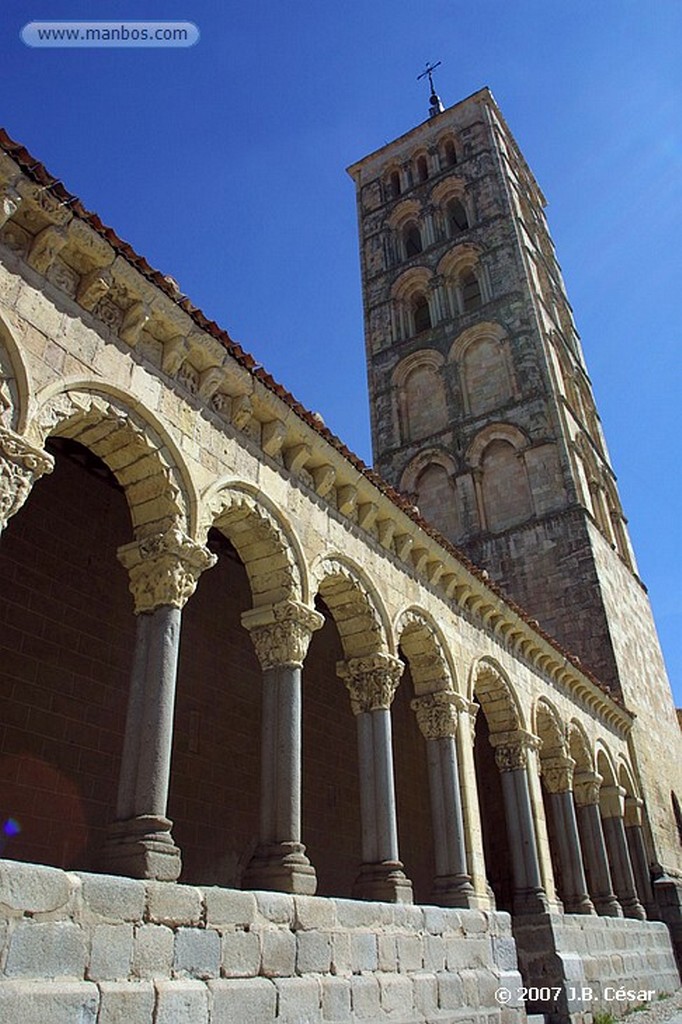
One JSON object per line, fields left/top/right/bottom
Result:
{"left": 347, "top": 86, "right": 682, "bottom": 874}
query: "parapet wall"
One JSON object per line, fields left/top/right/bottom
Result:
{"left": 0, "top": 859, "right": 524, "bottom": 1024}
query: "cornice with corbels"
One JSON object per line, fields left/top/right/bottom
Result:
{"left": 0, "top": 148, "right": 632, "bottom": 737}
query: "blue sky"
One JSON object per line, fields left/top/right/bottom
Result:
{"left": 2, "top": 1, "right": 680, "bottom": 703}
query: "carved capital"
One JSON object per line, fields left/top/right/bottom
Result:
{"left": 624, "top": 796, "right": 644, "bottom": 828}
{"left": 241, "top": 600, "right": 324, "bottom": 670}
{"left": 118, "top": 527, "right": 216, "bottom": 614}
{"left": 541, "top": 754, "right": 576, "bottom": 794}
{"left": 411, "top": 691, "right": 460, "bottom": 739}
{"left": 573, "top": 771, "right": 602, "bottom": 807}
{"left": 337, "top": 653, "right": 404, "bottom": 715}
{"left": 0, "top": 427, "right": 54, "bottom": 532}
{"left": 600, "top": 784, "right": 626, "bottom": 819}
{"left": 490, "top": 729, "right": 540, "bottom": 773}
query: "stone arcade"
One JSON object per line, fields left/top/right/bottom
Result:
{"left": 0, "top": 88, "right": 680, "bottom": 1024}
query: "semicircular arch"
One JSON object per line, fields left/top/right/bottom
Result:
{"left": 0, "top": 308, "right": 32, "bottom": 433}
{"left": 201, "top": 479, "right": 307, "bottom": 608}
{"left": 311, "top": 553, "right": 392, "bottom": 659}
{"left": 395, "top": 606, "right": 458, "bottom": 696}
{"left": 470, "top": 656, "right": 525, "bottom": 734}
{"left": 27, "top": 378, "right": 195, "bottom": 538}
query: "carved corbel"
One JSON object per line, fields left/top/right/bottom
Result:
{"left": 76, "top": 266, "right": 112, "bottom": 311}
{"left": 336, "top": 484, "right": 357, "bottom": 516}
{"left": 312, "top": 464, "right": 336, "bottom": 498}
{"left": 0, "top": 186, "right": 22, "bottom": 229}
{"left": 377, "top": 518, "right": 395, "bottom": 549}
{"left": 261, "top": 419, "right": 287, "bottom": 457}
{"left": 394, "top": 533, "right": 413, "bottom": 560}
{"left": 27, "top": 223, "right": 69, "bottom": 274}
{"left": 357, "top": 501, "right": 378, "bottom": 530}
{"left": 119, "top": 301, "right": 151, "bottom": 346}
{"left": 231, "top": 394, "right": 252, "bottom": 430}
{"left": 162, "top": 335, "right": 189, "bottom": 376}
{"left": 198, "top": 366, "right": 226, "bottom": 401}
{"left": 284, "top": 443, "right": 311, "bottom": 474}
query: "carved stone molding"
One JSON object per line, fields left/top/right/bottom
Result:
{"left": 541, "top": 754, "right": 576, "bottom": 794}
{"left": 411, "top": 691, "right": 460, "bottom": 739}
{"left": 0, "top": 427, "right": 54, "bottom": 532}
{"left": 336, "top": 652, "right": 404, "bottom": 715}
{"left": 573, "top": 771, "right": 603, "bottom": 807}
{"left": 490, "top": 729, "right": 541, "bottom": 773}
{"left": 118, "top": 527, "right": 216, "bottom": 614}
{"left": 241, "top": 600, "right": 324, "bottom": 670}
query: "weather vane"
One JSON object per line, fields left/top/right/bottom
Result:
{"left": 417, "top": 60, "right": 445, "bottom": 118}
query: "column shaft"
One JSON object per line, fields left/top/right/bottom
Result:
{"left": 602, "top": 814, "right": 646, "bottom": 919}
{"left": 575, "top": 802, "right": 622, "bottom": 916}
{"left": 427, "top": 736, "right": 475, "bottom": 907}
{"left": 626, "top": 823, "right": 655, "bottom": 914}
{"left": 547, "top": 791, "right": 594, "bottom": 914}
{"left": 499, "top": 766, "right": 548, "bottom": 915}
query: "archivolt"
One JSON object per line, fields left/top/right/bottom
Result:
{"left": 312, "top": 554, "right": 390, "bottom": 659}
{"left": 0, "top": 308, "right": 31, "bottom": 433}
{"left": 534, "top": 698, "right": 567, "bottom": 758}
{"left": 395, "top": 606, "right": 456, "bottom": 696}
{"left": 470, "top": 657, "right": 524, "bottom": 734}
{"left": 201, "top": 482, "right": 305, "bottom": 608}
{"left": 27, "top": 382, "right": 192, "bottom": 539}
{"left": 568, "top": 719, "right": 594, "bottom": 774}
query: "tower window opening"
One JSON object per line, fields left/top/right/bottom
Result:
{"left": 413, "top": 294, "right": 432, "bottom": 334}
{"left": 443, "top": 140, "right": 457, "bottom": 167}
{"left": 416, "top": 155, "right": 429, "bottom": 183}
{"left": 461, "top": 270, "right": 482, "bottom": 312}
{"left": 404, "top": 224, "right": 423, "bottom": 258}
{"left": 447, "top": 199, "right": 469, "bottom": 236}
{"left": 389, "top": 171, "right": 401, "bottom": 199}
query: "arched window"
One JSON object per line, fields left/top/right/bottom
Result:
{"left": 461, "top": 336, "right": 512, "bottom": 416}
{"left": 481, "top": 439, "right": 533, "bottom": 532}
{"left": 461, "top": 270, "right": 482, "bottom": 312}
{"left": 416, "top": 155, "right": 429, "bottom": 183}
{"left": 443, "top": 140, "right": 457, "bottom": 167}
{"left": 447, "top": 199, "right": 468, "bottom": 236}
{"left": 404, "top": 223, "right": 423, "bottom": 258}
{"left": 388, "top": 171, "right": 401, "bottom": 199}
{"left": 412, "top": 294, "right": 431, "bottom": 334}
{"left": 415, "top": 463, "right": 461, "bottom": 539}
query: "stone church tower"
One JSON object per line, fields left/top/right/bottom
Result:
{"left": 348, "top": 86, "right": 682, "bottom": 879}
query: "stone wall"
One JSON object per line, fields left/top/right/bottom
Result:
{"left": 0, "top": 859, "right": 524, "bottom": 1024}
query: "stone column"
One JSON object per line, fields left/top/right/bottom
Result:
{"left": 624, "top": 797, "right": 655, "bottom": 914}
{"left": 337, "top": 653, "right": 413, "bottom": 903}
{"left": 456, "top": 701, "right": 490, "bottom": 906}
{"left": 491, "top": 731, "right": 549, "bottom": 915}
{"left": 102, "top": 527, "right": 216, "bottom": 880}
{"left": 0, "top": 426, "right": 54, "bottom": 533}
{"left": 412, "top": 692, "right": 476, "bottom": 907}
{"left": 573, "top": 772, "right": 622, "bottom": 916}
{"left": 600, "top": 784, "right": 646, "bottom": 919}
{"left": 241, "top": 600, "right": 324, "bottom": 895}
{"left": 542, "top": 755, "right": 594, "bottom": 914}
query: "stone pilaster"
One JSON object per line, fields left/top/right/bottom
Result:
{"left": 412, "top": 691, "right": 475, "bottom": 907}
{"left": 542, "top": 754, "right": 595, "bottom": 914}
{"left": 102, "top": 530, "right": 215, "bottom": 881}
{"left": 242, "top": 601, "right": 324, "bottom": 895}
{"left": 0, "top": 426, "right": 54, "bottom": 533}
{"left": 574, "top": 772, "right": 623, "bottom": 916}
{"left": 337, "top": 653, "right": 413, "bottom": 903}
{"left": 600, "top": 784, "right": 646, "bottom": 920}
{"left": 490, "top": 730, "right": 549, "bottom": 915}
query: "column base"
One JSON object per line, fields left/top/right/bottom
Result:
{"left": 352, "top": 861, "right": 413, "bottom": 903}
{"left": 563, "top": 892, "right": 596, "bottom": 915}
{"left": 593, "top": 893, "right": 623, "bottom": 917}
{"left": 620, "top": 895, "right": 647, "bottom": 920}
{"left": 513, "top": 886, "right": 550, "bottom": 916}
{"left": 101, "top": 815, "right": 181, "bottom": 881}
{"left": 243, "top": 842, "right": 317, "bottom": 895}
{"left": 431, "top": 873, "right": 477, "bottom": 908}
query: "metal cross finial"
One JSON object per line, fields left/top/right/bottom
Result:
{"left": 417, "top": 61, "right": 444, "bottom": 117}
{"left": 417, "top": 60, "right": 442, "bottom": 95}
